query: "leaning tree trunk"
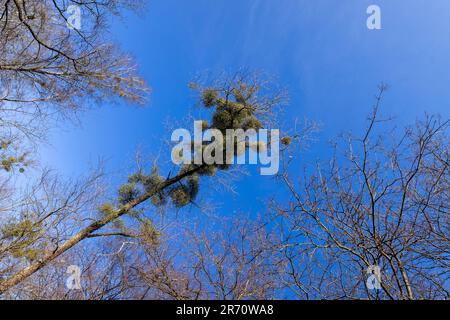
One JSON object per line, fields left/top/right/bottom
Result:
{"left": 0, "top": 166, "right": 203, "bottom": 295}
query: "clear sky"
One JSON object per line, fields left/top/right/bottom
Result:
{"left": 41, "top": 0, "right": 450, "bottom": 218}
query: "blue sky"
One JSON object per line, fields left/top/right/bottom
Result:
{"left": 41, "top": 0, "right": 450, "bottom": 217}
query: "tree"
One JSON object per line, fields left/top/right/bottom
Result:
{"left": 0, "top": 0, "right": 148, "bottom": 150}
{"left": 272, "top": 87, "right": 449, "bottom": 299}
{"left": 0, "top": 72, "right": 286, "bottom": 295}
{"left": 0, "top": 0, "right": 149, "bottom": 294}
{"left": 1, "top": 4, "right": 447, "bottom": 298}
{"left": 133, "top": 217, "right": 280, "bottom": 300}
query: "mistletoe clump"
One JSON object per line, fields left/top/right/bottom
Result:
{"left": 114, "top": 76, "right": 281, "bottom": 211}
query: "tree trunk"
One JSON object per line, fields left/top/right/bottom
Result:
{"left": 0, "top": 166, "right": 202, "bottom": 295}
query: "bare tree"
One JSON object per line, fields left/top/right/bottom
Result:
{"left": 272, "top": 87, "right": 449, "bottom": 299}
{"left": 0, "top": 0, "right": 149, "bottom": 155}
{"left": 130, "top": 216, "right": 280, "bottom": 300}
{"left": 0, "top": 0, "right": 151, "bottom": 296}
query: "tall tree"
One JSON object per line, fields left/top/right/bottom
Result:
{"left": 272, "top": 87, "right": 449, "bottom": 299}
{"left": 0, "top": 0, "right": 149, "bottom": 294}
{"left": 0, "top": 72, "right": 286, "bottom": 294}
